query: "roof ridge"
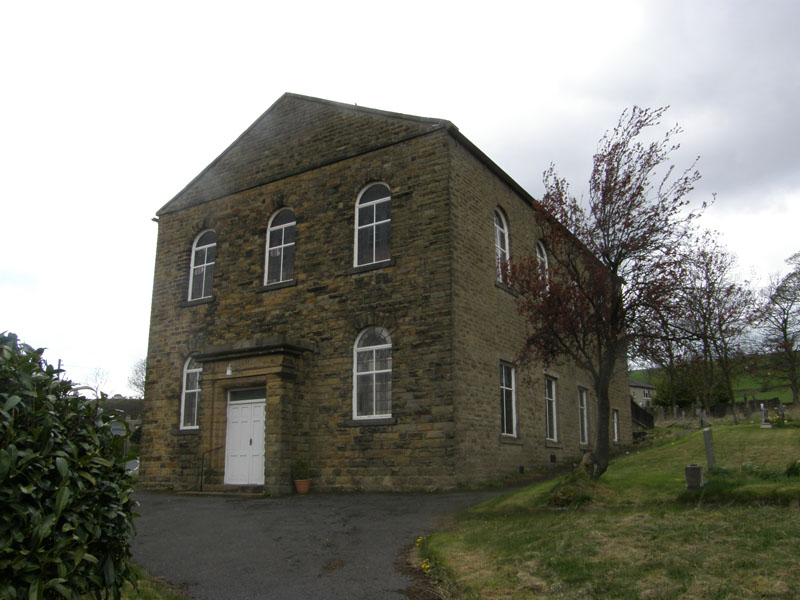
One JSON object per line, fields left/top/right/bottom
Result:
{"left": 281, "top": 92, "right": 452, "bottom": 128}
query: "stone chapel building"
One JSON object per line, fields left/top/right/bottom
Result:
{"left": 139, "top": 93, "right": 631, "bottom": 494}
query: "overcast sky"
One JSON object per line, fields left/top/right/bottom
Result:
{"left": 2, "top": 0, "right": 799, "bottom": 395}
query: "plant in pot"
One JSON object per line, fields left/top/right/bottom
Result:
{"left": 292, "top": 459, "right": 311, "bottom": 494}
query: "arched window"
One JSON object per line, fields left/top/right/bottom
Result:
{"left": 536, "top": 240, "right": 548, "bottom": 280}
{"left": 353, "top": 327, "right": 392, "bottom": 419}
{"left": 355, "top": 183, "right": 391, "bottom": 267}
{"left": 180, "top": 356, "right": 202, "bottom": 429}
{"left": 188, "top": 230, "right": 216, "bottom": 301}
{"left": 494, "top": 210, "right": 509, "bottom": 280}
{"left": 265, "top": 208, "right": 296, "bottom": 285}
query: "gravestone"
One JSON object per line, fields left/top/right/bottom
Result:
{"left": 703, "top": 428, "right": 715, "bottom": 471}
{"left": 685, "top": 464, "right": 704, "bottom": 489}
{"left": 760, "top": 402, "right": 772, "bottom": 429}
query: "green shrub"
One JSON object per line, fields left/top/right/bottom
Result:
{"left": 786, "top": 459, "right": 800, "bottom": 478}
{"left": 0, "top": 333, "right": 137, "bottom": 599}
{"left": 129, "top": 427, "right": 142, "bottom": 445}
{"left": 546, "top": 469, "right": 594, "bottom": 507}
{"left": 291, "top": 459, "right": 310, "bottom": 479}
{"left": 740, "top": 462, "right": 784, "bottom": 481}
{"left": 767, "top": 412, "right": 788, "bottom": 427}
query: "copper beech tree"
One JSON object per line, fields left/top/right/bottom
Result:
{"left": 508, "top": 106, "right": 703, "bottom": 478}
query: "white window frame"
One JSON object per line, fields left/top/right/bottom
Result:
{"left": 500, "top": 362, "right": 516, "bottom": 437}
{"left": 536, "top": 240, "right": 548, "bottom": 281}
{"left": 354, "top": 183, "right": 391, "bottom": 267}
{"left": 578, "top": 387, "right": 589, "bottom": 445}
{"left": 352, "top": 327, "right": 392, "bottom": 419}
{"left": 494, "top": 209, "right": 510, "bottom": 281}
{"left": 264, "top": 208, "right": 296, "bottom": 285}
{"left": 188, "top": 230, "right": 216, "bottom": 301}
{"left": 545, "top": 376, "right": 558, "bottom": 442}
{"left": 180, "top": 357, "right": 202, "bottom": 430}
{"left": 612, "top": 408, "right": 620, "bottom": 442}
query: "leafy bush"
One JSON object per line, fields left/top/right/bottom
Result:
{"left": 546, "top": 469, "right": 594, "bottom": 507}
{"left": 291, "top": 459, "right": 310, "bottom": 480}
{"left": 0, "top": 333, "right": 137, "bottom": 599}
{"left": 767, "top": 411, "right": 790, "bottom": 427}
{"left": 129, "top": 426, "right": 142, "bottom": 445}
{"left": 739, "top": 461, "right": 785, "bottom": 481}
{"left": 786, "top": 459, "right": 800, "bottom": 478}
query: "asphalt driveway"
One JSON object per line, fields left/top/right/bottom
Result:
{"left": 132, "top": 489, "right": 503, "bottom": 600}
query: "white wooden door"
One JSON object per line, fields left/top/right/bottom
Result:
{"left": 224, "top": 397, "right": 265, "bottom": 485}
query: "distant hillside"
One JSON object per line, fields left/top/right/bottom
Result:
{"left": 630, "top": 354, "right": 795, "bottom": 405}
{"left": 629, "top": 369, "right": 658, "bottom": 385}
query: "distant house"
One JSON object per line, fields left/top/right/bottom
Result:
{"left": 139, "top": 93, "right": 632, "bottom": 495}
{"left": 104, "top": 395, "right": 144, "bottom": 434}
{"left": 629, "top": 378, "right": 656, "bottom": 408}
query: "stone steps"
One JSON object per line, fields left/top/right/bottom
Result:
{"left": 179, "top": 484, "right": 266, "bottom": 497}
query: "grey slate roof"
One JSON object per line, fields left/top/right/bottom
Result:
{"left": 629, "top": 377, "right": 656, "bottom": 390}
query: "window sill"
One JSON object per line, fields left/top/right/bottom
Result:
{"left": 181, "top": 296, "right": 215, "bottom": 308}
{"left": 345, "top": 258, "right": 396, "bottom": 275}
{"left": 256, "top": 280, "right": 297, "bottom": 293}
{"left": 176, "top": 428, "right": 200, "bottom": 435}
{"left": 347, "top": 416, "right": 397, "bottom": 427}
{"left": 545, "top": 440, "right": 562, "bottom": 449}
{"left": 500, "top": 436, "right": 523, "bottom": 446}
{"left": 495, "top": 280, "right": 519, "bottom": 297}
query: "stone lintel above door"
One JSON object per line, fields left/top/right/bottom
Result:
{"left": 196, "top": 334, "right": 315, "bottom": 362}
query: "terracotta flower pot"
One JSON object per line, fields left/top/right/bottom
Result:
{"left": 293, "top": 479, "right": 311, "bottom": 495}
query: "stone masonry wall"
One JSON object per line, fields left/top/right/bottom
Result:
{"left": 141, "top": 126, "right": 458, "bottom": 493}
{"left": 160, "top": 94, "right": 446, "bottom": 214}
{"left": 447, "top": 139, "right": 632, "bottom": 485}
{"left": 140, "top": 96, "right": 633, "bottom": 493}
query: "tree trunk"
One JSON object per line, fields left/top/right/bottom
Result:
{"left": 716, "top": 349, "right": 738, "bottom": 424}
{"left": 590, "top": 363, "right": 614, "bottom": 479}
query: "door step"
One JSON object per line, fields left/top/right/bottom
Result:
{"left": 181, "top": 484, "right": 266, "bottom": 497}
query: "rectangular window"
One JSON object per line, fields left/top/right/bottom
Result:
{"left": 545, "top": 376, "right": 557, "bottom": 441}
{"left": 578, "top": 388, "right": 589, "bottom": 445}
{"left": 612, "top": 409, "right": 620, "bottom": 443}
{"left": 500, "top": 362, "right": 516, "bottom": 436}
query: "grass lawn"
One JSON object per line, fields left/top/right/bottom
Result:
{"left": 117, "top": 565, "right": 186, "bottom": 600}
{"left": 421, "top": 421, "right": 800, "bottom": 599}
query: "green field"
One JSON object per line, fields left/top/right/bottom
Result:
{"left": 631, "top": 357, "right": 796, "bottom": 406}
{"left": 420, "top": 418, "right": 800, "bottom": 599}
